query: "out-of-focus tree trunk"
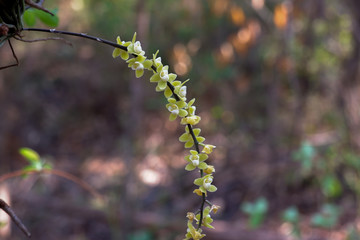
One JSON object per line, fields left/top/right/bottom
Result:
{"left": 339, "top": 0, "right": 360, "bottom": 150}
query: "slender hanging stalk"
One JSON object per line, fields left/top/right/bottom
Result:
{"left": 20, "top": 27, "right": 211, "bottom": 231}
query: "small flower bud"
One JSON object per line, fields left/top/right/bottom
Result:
{"left": 203, "top": 176, "right": 213, "bottom": 190}
{"left": 167, "top": 104, "right": 179, "bottom": 115}
{"left": 202, "top": 144, "right": 216, "bottom": 154}
{"left": 211, "top": 204, "right": 220, "bottom": 214}
{"left": 186, "top": 212, "right": 195, "bottom": 221}
{"left": 154, "top": 57, "right": 162, "bottom": 67}
{"left": 160, "top": 68, "right": 169, "bottom": 81}
{"left": 193, "top": 189, "right": 203, "bottom": 196}
{"left": 204, "top": 165, "right": 215, "bottom": 174}
{"left": 179, "top": 86, "right": 187, "bottom": 99}
{"left": 134, "top": 41, "right": 143, "bottom": 54}
{"left": 131, "top": 62, "right": 144, "bottom": 71}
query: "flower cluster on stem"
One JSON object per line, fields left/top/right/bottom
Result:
{"left": 112, "top": 33, "right": 218, "bottom": 239}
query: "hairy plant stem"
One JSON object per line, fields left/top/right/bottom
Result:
{"left": 20, "top": 27, "right": 208, "bottom": 230}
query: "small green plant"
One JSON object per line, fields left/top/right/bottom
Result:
{"left": 19, "top": 147, "right": 52, "bottom": 172}
{"left": 241, "top": 197, "right": 268, "bottom": 229}
{"left": 311, "top": 203, "right": 340, "bottom": 228}
{"left": 293, "top": 141, "right": 343, "bottom": 199}
{"left": 293, "top": 141, "right": 316, "bottom": 174}
{"left": 282, "top": 206, "right": 301, "bottom": 238}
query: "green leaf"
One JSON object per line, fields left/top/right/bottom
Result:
{"left": 33, "top": 8, "right": 59, "bottom": 27}
{"left": 0, "top": 221, "right": 7, "bottom": 228}
{"left": 283, "top": 206, "right": 299, "bottom": 223}
{"left": 23, "top": 9, "right": 36, "bottom": 26}
{"left": 292, "top": 141, "right": 316, "bottom": 172}
{"left": 19, "top": 148, "right": 40, "bottom": 163}
{"left": 321, "top": 175, "right": 342, "bottom": 198}
{"left": 254, "top": 198, "right": 268, "bottom": 213}
{"left": 43, "top": 163, "right": 52, "bottom": 170}
{"left": 241, "top": 198, "right": 268, "bottom": 229}
{"left": 311, "top": 204, "right": 340, "bottom": 228}
{"left": 22, "top": 165, "right": 38, "bottom": 172}
{"left": 241, "top": 202, "right": 254, "bottom": 214}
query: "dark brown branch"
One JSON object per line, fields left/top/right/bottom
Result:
{"left": 24, "top": 0, "right": 54, "bottom": 16}
{"left": 0, "top": 199, "right": 31, "bottom": 238}
{"left": 22, "top": 28, "right": 128, "bottom": 51}
{"left": 13, "top": 35, "right": 73, "bottom": 46}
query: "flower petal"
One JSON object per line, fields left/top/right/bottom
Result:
{"left": 194, "top": 178, "right": 203, "bottom": 186}
{"left": 150, "top": 74, "right": 160, "bottom": 82}
{"left": 164, "top": 87, "right": 173, "bottom": 98}
{"left": 192, "top": 128, "right": 201, "bottom": 136}
{"left": 135, "top": 69, "right": 144, "bottom": 78}
{"left": 198, "top": 162, "right": 208, "bottom": 170}
{"left": 185, "top": 163, "right": 196, "bottom": 171}
{"left": 158, "top": 80, "right": 167, "bottom": 90}
{"left": 120, "top": 51, "right": 129, "bottom": 60}
{"left": 168, "top": 73, "right": 177, "bottom": 82}
{"left": 112, "top": 48, "right": 121, "bottom": 58}
{"left": 169, "top": 113, "right": 177, "bottom": 121}
{"left": 185, "top": 141, "right": 194, "bottom": 148}
{"left": 179, "top": 133, "right": 190, "bottom": 142}
{"left": 208, "top": 185, "right": 217, "bottom": 192}
{"left": 199, "top": 154, "right": 208, "bottom": 161}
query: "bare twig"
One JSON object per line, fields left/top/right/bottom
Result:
{"left": 0, "top": 39, "right": 19, "bottom": 70}
{"left": 22, "top": 28, "right": 128, "bottom": 51}
{"left": 13, "top": 35, "right": 73, "bottom": 47}
{"left": 0, "top": 199, "right": 31, "bottom": 238}
{"left": 24, "top": 0, "right": 54, "bottom": 16}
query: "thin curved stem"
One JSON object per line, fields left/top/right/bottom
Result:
{"left": 22, "top": 28, "right": 127, "bottom": 51}
{"left": 0, "top": 169, "right": 103, "bottom": 200}
{"left": 0, "top": 39, "right": 19, "bottom": 70}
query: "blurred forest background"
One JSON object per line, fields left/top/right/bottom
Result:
{"left": 1, "top": 0, "right": 360, "bottom": 239}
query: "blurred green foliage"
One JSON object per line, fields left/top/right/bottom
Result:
{"left": 241, "top": 197, "right": 268, "bottom": 229}
{"left": 282, "top": 206, "right": 301, "bottom": 238}
{"left": 2, "top": 0, "right": 360, "bottom": 239}
{"left": 23, "top": 8, "right": 59, "bottom": 27}
{"left": 19, "top": 147, "right": 52, "bottom": 172}
{"left": 311, "top": 203, "right": 340, "bottom": 229}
